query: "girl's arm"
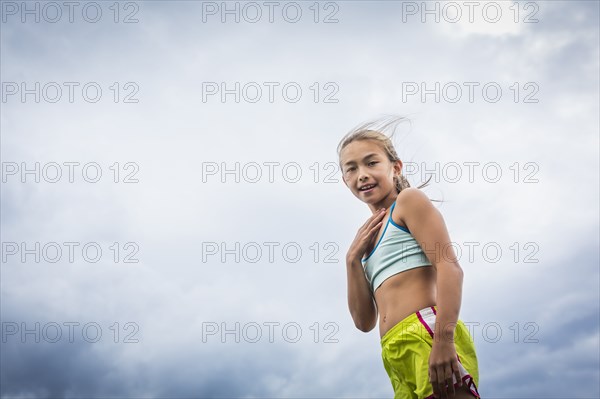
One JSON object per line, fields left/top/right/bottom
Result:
{"left": 345, "top": 209, "right": 387, "bottom": 332}
{"left": 346, "top": 256, "right": 378, "bottom": 332}
{"left": 398, "top": 188, "right": 466, "bottom": 393}
{"left": 396, "top": 188, "right": 464, "bottom": 342}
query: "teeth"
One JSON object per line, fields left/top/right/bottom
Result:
{"left": 361, "top": 185, "right": 375, "bottom": 191}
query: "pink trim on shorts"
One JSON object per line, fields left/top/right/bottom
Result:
{"left": 416, "top": 310, "right": 435, "bottom": 338}
{"left": 416, "top": 306, "right": 481, "bottom": 399}
{"left": 423, "top": 374, "right": 481, "bottom": 399}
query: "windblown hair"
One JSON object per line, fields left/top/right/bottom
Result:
{"left": 337, "top": 115, "right": 441, "bottom": 202}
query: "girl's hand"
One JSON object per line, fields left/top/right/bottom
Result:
{"left": 428, "top": 342, "right": 463, "bottom": 399}
{"left": 346, "top": 208, "right": 388, "bottom": 262}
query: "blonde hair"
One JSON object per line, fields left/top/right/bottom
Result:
{"left": 337, "top": 115, "right": 440, "bottom": 201}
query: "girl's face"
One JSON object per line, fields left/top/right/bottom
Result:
{"left": 340, "top": 140, "right": 402, "bottom": 204}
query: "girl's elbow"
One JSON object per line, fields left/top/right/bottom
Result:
{"left": 353, "top": 312, "right": 377, "bottom": 333}
{"left": 456, "top": 262, "right": 465, "bottom": 276}
{"left": 453, "top": 262, "right": 464, "bottom": 275}
{"left": 436, "top": 261, "right": 464, "bottom": 275}
{"left": 355, "top": 321, "right": 375, "bottom": 333}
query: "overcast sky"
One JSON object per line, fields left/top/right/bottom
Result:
{"left": 1, "top": 0, "right": 599, "bottom": 398}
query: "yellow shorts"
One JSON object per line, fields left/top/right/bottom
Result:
{"left": 380, "top": 306, "right": 480, "bottom": 399}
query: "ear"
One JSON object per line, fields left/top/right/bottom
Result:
{"left": 394, "top": 160, "right": 403, "bottom": 175}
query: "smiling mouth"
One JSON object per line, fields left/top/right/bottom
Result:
{"left": 359, "top": 184, "right": 376, "bottom": 192}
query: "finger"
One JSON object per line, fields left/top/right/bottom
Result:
{"left": 361, "top": 210, "right": 382, "bottom": 228}
{"left": 369, "top": 221, "right": 384, "bottom": 234}
{"left": 440, "top": 376, "right": 449, "bottom": 399}
{"left": 369, "top": 209, "right": 387, "bottom": 224}
{"left": 453, "top": 359, "right": 462, "bottom": 388}
{"left": 365, "top": 213, "right": 385, "bottom": 232}
{"left": 429, "top": 368, "right": 439, "bottom": 398}
{"left": 432, "top": 368, "right": 444, "bottom": 399}
{"left": 444, "top": 364, "right": 455, "bottom": 398}
{"left": 360, "top": 210, "right": 385, "bottom": 230}
{"left": 362, "top": 223, "right": 383, "bottom": 246}
{"left": 368, "top": 211, "right": 387, "bottom": 230}
{"left": 438, "top": 366, "right": 450, "bottom": 399}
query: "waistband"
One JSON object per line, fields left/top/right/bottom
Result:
{"left": 381, "top": 305, "right": 438, "bottom": 347}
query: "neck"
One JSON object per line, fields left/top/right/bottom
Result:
{"left": 368, "top": 193, "right": 398, "bottom": 214}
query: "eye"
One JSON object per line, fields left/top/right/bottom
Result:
{"left": 368, "top": 161, "right": 377, "bottom": 166}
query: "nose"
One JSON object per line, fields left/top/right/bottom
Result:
{"left": 358, "top": 168, "right": 369, "bottom": 182}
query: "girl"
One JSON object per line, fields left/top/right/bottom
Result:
{"left": 338, "top": 116, "right": 481, "bottom": 399}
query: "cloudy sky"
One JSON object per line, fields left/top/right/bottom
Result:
{"left": 1, "top": 0, "right": 598, "bottom": 398}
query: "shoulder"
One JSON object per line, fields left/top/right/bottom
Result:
{"left": 394, "top": 188, "right": 436, "bottom": 226}
{"left": 396, "top": 187, "right": 433, "bottom": 211}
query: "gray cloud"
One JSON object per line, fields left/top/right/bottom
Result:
{"left": 1, "top": 1, "right": 598, "bottom": 398}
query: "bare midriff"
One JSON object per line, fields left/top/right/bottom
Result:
{"left": 374, "top": 265, "right": 437, "bottom": 339}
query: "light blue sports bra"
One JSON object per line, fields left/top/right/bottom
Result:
{"left": 361, "top": 201, "right": 432, "bottom": 293}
